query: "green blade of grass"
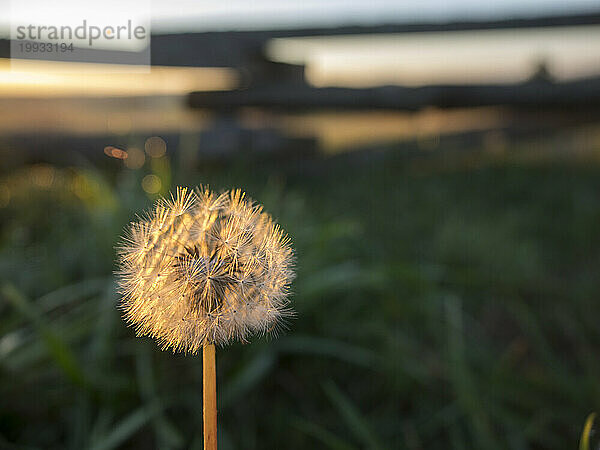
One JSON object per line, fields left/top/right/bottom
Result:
{"left": 445, "top": 296, "right": 499, "bottom": 450}
{"left": 89, "top": 409, "right": 114, "bottom": 449}
{"left": 322, "top": 380, "right": 385, "bottom": 450}
{"left": 277, "top": 335, "right": 380, "bottom": 368}
{"left": 293, "top": 417, "right": 357, "bottom": 450}
{"left": 579, "top": 412, "right": 597, "bottom": 450}
{"left": 88, "top": 282, "right": 118, "bottom": 364}
{"left": 1, "top": 283, "right": 90, "bottom": 390}
{"left": 219, "top": 349, "right": 276, "bottom": 409}
{"left": 135, "top": 347, "right": 184, "bottom": 449}
{"left": 89, "top": 402, "right": 163, "bottom": 450}
{"left": 37, "top": 277, "right": 110, "bottom": 313}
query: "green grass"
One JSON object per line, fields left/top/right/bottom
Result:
{"left": 1, "top": 142, "right": 600, "bottom": 449}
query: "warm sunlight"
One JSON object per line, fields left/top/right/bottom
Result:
{"left": 0, "top": 59, "right": 238, "bottom": 97}
{"left": 268, "top": 25, "right": 600, "bottom": 86}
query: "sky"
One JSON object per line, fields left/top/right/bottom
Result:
{"left": 0, "top": 0, "right": 599, "bottom": 35}
{"left": 148, "top": 0, "right": 600, "bottom": 32}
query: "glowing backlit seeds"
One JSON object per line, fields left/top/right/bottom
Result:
{"left": 116, "top": 186, "right": 295, "bottom": 353}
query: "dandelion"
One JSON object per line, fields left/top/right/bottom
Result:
{"left": 116, "top": 186, "right": 295, "bottom": 449}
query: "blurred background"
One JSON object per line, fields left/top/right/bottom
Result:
{"left": 1, "top": 1, "right": 600, "bottom": 449}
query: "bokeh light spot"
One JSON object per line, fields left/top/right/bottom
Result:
{"left": 124, "top": 147, "right": 145, "bottom": 169}
{"left": 144, "top": 136, "right": 167, "bottom": 158}
{"left": 71, "top": 174, "right": 92, "bottom": 200}
{"left": 104, "top": 146, "right": 128, "bottom": 160}
{"left": 29, "top": 165, "right": 55, "bottom": 189}
{"left": 142, "top": 174, "right": 162, "bottom": 194}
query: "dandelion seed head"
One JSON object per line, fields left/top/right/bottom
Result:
{"left": 116, "top": 186, "right": 295, "bottom": 353}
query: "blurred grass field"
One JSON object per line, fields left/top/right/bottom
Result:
{"left": 1, "top": 133, "right": 600, "bottom": 449}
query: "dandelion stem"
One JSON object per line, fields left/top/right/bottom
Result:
{"left": 203, "top": 343, "right": 217, "bottom": 450}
